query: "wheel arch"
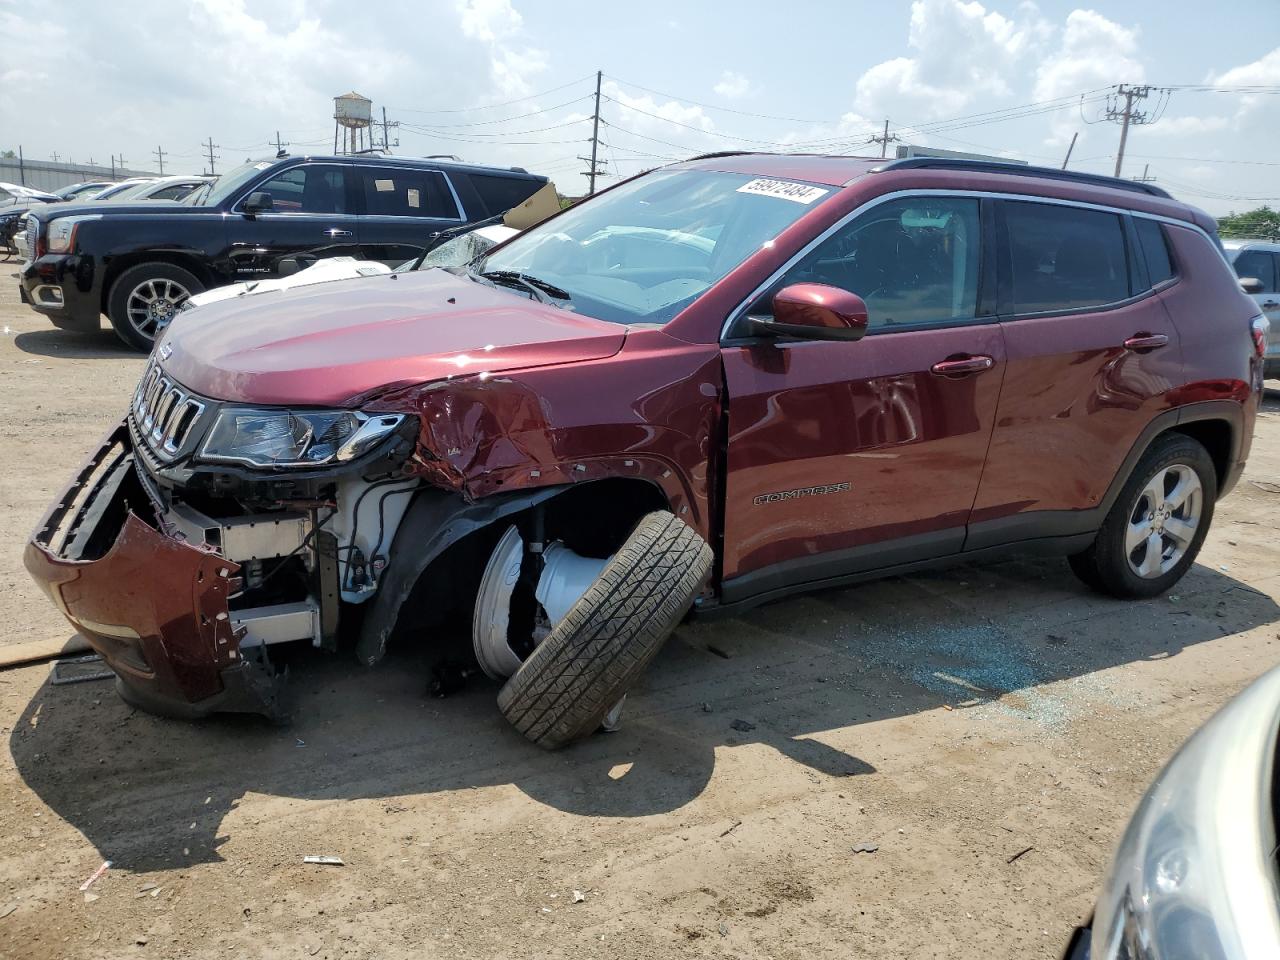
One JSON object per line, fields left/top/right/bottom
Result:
{"left": 353, "top": 476, "right": 672, "bottom": 665}
{"left": 101, "top": 252, "right": 214, "bottom": 313}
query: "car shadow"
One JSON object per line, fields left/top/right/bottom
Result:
{"left": 9, "top": 555, "right": 1276, "bottom": 871}
{"left": 13, "top": 328, "right": 141, "bottom": 360}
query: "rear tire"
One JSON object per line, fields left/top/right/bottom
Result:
{"left": 497, "top": 511, "right": 712, "bottom": 749}
{"left": 1069, "top": 433, "right": 1217, "bottom": 599}
{"left": 107, "top": 262, "right": 204, "bottom": 352}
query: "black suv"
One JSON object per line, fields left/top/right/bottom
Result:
{"left": 18, "top": 154, "right": 547, "bottom": 350}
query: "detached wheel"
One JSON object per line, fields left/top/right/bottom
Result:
{"left": 107, "top": 262, "right": 203, "bottom": 351}
{"left": 1069, "top": 433, "right": 1217, "bottom": 599}
{"left": 494, "top": 510, "right": 712, "bottom": 749}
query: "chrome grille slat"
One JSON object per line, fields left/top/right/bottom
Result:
{"left": 130, "top": 362, "right": 208, "bottom": 461}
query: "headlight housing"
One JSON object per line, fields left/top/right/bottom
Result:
{"left": 199, "top": 408, "right": 405, "bottom": 469}
{"left": 45, "top": 214, "right": 100, "bottom": 254}
{"left": 1091, "top": 666, "right": 1280, "bottom": 959}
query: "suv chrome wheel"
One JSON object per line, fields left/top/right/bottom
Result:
{"left": 1126, "top": 463, "right": 1203, "bottom": 579}
{"left": 126, "top": 277, "right": 192, "bottom": 338}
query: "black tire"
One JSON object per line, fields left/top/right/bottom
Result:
{"left": 1069, "top": 433, "right": 1217, "bottom": 599}
{"left": 107, "top": 262, "right": 204, "bottom": 351}
{"left": 497, "top": 511, "right": 713, "bottom": 749}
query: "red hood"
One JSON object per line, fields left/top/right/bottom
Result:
{"left": 158, "top": 269, "right": 627, "bottom": 406}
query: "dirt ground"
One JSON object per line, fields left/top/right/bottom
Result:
{"left": 1, "top": 271, "right": 1279, "bottom": 960}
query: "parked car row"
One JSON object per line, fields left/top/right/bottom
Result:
{"left": 17, "top": 152, "right": 550, "bottom": 348}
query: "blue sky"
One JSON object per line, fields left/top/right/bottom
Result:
{"left": 2, "top": 0, "right": 1276, "bottom": 215}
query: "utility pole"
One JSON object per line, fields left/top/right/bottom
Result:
{"left": 204, "top": 137, "right": 220, "bottom": 176}
{"left": 273, "top": 131, "right": 289, "bottom": 156}
{"left": 1104, "top": 84, "right": 1162, "bottom": 178}
{"left": 116, "top": 154, "right": 127, "bottom": 175}
{"left": 110, "top": 155, "right": 115, "bottom": 180}
{"left": 379, "top": 108, "right": 399, "bottom": 152}
{"left": 869, "top": 120, "right": 900, "bottom": 159}
{"left": 1132, "top": 163, "right": 1157, "bottom": 183}
{"left": 1061, "top": 131, "right": 1078, "bottom": 169}
{"left": 153, "top": 145, "right": 167, "bottom": 175}
{"left": 50, "top": 151, "right": 60, "bottom": 163}
{"left": 586, "top": 70, "right": 603, "bottom": 195}
{"left": 17, "top": 144, "right": 24, "bottom": 186}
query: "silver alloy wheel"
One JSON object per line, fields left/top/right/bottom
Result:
{"left": 126, "top": 277, "right": 192, "bottom": 339}
{"left": 1125, "top": 463, "right": 1203, "bottom": 579}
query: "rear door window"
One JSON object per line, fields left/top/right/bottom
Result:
{"left": 1134, "top": 217, "right": 1175, "bottom": 287}
{"left": 360, "top": 169, "right": 460, "bottom": 219}
{"left": 1233, "top": 249, "right": 1278, "bottom": 293}
{"left": 1004, "top": 201, "right": 1130, "bottom": 313}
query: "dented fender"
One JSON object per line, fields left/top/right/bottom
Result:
{"left": 359, "top": 328, "right": 724, "bottom": 540}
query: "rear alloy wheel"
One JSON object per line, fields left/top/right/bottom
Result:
{"left": 1069, "top": 434, "right": 1217, "bottom": 599}
{"left": 107, "top": 262, "right": 204, "bottom": 351}
{"left": 480, "top": 510, "right": 712, "bottom": 749}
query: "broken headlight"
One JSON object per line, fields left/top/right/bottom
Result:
{"left": 199, "top": 409, "right": 405, "bottom": 469}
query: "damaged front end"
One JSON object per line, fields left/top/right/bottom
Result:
{"left": 25, "top": 364, "right": 421, "bottom": 719}
{"left": 24, "top": 425, "right": 281, "bottom": 718}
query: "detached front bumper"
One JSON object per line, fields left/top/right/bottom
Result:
{"left": 23, "top": 425, "right": 282, "bottom": 718}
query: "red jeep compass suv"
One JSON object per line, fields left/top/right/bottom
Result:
{"left": 25, "top": 153, "right": 1266, "bottom": 747}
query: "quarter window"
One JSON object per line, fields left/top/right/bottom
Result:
{"left": 1233, "top": 249, "right": 1278, "bottom": 293}
{"left": 772, "top": 197, "right": 982, "bottom": 331}
{"left": 360, "top": 170, "right": 459, "bottom": 219}
{"left": 1134, "top": 217, "right": 1176, "bottom": 287}
{"left": 1005, "top": 201, "right": 1129, "bottom": 313}
{"left": 254, "top": 167, "right": 347, "bottom": 215}
{"left": 468, "top": 173, "right": 543, "bottom": 215}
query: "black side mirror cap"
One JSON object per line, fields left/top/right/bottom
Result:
{"left": 243, "top": 191, "right": 273, "bottom": 217}
{"left": 1239, "top": 277, "right": 1265, "bottom": 295}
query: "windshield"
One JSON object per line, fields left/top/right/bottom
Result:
{"left": 475, "top": 170, "right": 834, "bottom": 326}
{"left": 197, "top": 160, "right": 274, "bottom": 207}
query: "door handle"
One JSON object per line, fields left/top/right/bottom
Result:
{"left": 1122, "top": 332, "right": 1169, "bottom": 352}
{"left": 1262, "top": 300, "right": 1280, "bottom": 309}
{"left": 930, "top": 354, "right": 995, "bottom": 377}
{"left": 323, "top": 228, "right": 353, "bottom": 238}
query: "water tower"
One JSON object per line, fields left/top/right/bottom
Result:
{"left": 333, "top": 92, "right": 373, "bottom": 155}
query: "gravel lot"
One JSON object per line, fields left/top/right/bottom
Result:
{"left": 2, "top": 272, "right": 1279, "bottom": 959}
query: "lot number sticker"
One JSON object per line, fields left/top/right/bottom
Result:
{"left": 736, "top": 178, "right": 829, "bottom": 204}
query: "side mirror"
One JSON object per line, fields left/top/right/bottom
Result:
{"left": 243, "top": 191, "right": 273, "bottom": 217}
{"left": 1239, "top": 277, "right": 1264, "bottom": 295}
{"left": 749, "top": 283, "right": 870, "bottom": 342}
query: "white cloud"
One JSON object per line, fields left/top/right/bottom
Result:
{"left": 1209, "top": 45, "right": 1280, "bottom": 117}
{"left": 457, "top": 0, "right": 522, "bottom": 42}
{"left": 1033, "top": 9, "right": 1143, "bottom": 146}
{"left": 1033, "top": 9, "right": 1142, "bottom": 101}
{"left": 713, "top": 71, "right": 751, "bottom": 99}
{"left": 854, "top": 0, "right": 1050, "bottom": 121}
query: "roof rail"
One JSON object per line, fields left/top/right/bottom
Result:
{"left": 683, "top": 151, "right": 758, "bottom": 162}
{"left": 871, "top": 157, "right": 1173, "bottom": 200}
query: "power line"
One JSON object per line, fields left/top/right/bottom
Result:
{"left": 388, "top": 74, "right": 596, "bottom": 115}
{"left": 394, "top": 94, "right": 594, "bottom": 129}
{"left": 604, "top": 73, "right": 841, "bottom": 125}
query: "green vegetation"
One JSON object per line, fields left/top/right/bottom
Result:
{"left": 1218, "top": 206, "right": 1280, "bottom": 241}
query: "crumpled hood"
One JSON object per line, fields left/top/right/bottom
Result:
{"left": 158, "top": 268, "right": 627, "bottom": 406}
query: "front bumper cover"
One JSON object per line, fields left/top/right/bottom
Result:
{"left": 23, "top": 424, "right": 283, "bottom": 718}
